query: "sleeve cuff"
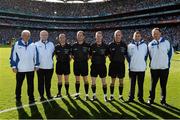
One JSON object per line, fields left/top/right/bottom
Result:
{"left": 12, "top": 66, "right": 16, "bottom": 69}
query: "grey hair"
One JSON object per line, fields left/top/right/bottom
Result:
{"left": 21, "top": 30, "right": 31, "bottom": 37}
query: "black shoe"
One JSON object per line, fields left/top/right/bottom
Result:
{"left": 104, "top": 96, "right": 108, "bottom": 102}
{"left": 74, "top": 94, "right": 80, "bottom": 100}
{"left": 109, "top": 96, "right": 115, "bottom": 101}
{"left": 119, "top": 96, "right": 125, "bottom": 102}
{"left": 47, "top": 96, "right": 53, "bottom": 100}
{"left": 147, "top": 100, "right": 154, "bottom": 105}
{"left": 91, "top": 95, "right": 97, "bottom": 101}
{"left": 55, "top": 94, "right": 62, "bottom": 98}
{"left": 40, "top": 96, "right": 47, "bottom": 101}
{"left": 162, "top": 103, "right": 169, "bottom": 107}
{"left": 138, "top": 98, "right": 145, "bottom": 103}
{"left": 85, "top": 95, "right": 90, "bottom": 101}
{"left": 161, "top": 101, "right": 168, "bottom": 107}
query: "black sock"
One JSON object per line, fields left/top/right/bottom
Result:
{"left": 110, "top": 85, "right": 114, "bottom": 95}
{"left": 84, "top": 83, "right": 89, "bottom": 94}
{"left": 65, "top": 83, "right": 69, "bottom": 94}
{"left": 91, "top": 85, "right": 96, "bottom": 94}
{"left": 103, "top": 85, "right": 107, "bottom": 95}
{"left": 119, "top": 86, "right": 123, "bottom": 95}
{"left": 58, "top": 83, "right": 62, "bottom": 95}
{"left": 75, "top": 82, "right": 80, "bottom": 93}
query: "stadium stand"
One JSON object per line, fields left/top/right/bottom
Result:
{"left": 0, "top": 0, "right": 179, "bottom": 50}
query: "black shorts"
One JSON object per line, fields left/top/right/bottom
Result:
{"left": 90, "top": 63, "right": 107, "bottom": 78}
{"left": 73, "top": 61, "right": 88, "bottom": 76}
{"left": 108, "top": 62, "right": 125, "bottom": 79}
{"left": 56, "top": 62, "right": 70, "bottom": 75}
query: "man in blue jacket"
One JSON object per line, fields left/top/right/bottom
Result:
{"left": 35, "top": 30, "right": 55, "bottom": 101}
{"left": 10, "top": 30, "right": 39, "bottom": 104}
{"left": 148, "top": 28, "right": 173, "bottom": 106}
{"left": 127, "top": 31, "right": 148, "bottom": 103}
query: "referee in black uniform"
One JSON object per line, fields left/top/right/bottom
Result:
{"left": 108, "top": 30, "right": 127, "bottom": 101}
{"left": 72, "top": 31, "right": 90, "bottom": 100}
{"left": 54, "top": 33, "right": 71, "bottom": 98}
{"left": 90, "top": 31, "right": 109, "bottom": 102}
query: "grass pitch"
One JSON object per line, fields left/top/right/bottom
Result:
{"left": 0, "top": 47, "right": 180, "bottom": 119}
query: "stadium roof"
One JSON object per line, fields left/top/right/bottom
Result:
{"left": 34, "top": 0, "right": 110, "bottom": 3}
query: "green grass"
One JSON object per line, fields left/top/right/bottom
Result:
{"left": 0, "top": 48, "right": 180, "bottom": 119}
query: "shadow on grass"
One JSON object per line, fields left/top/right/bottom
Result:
{"left": 61, "top": 97, "right": 79, "bottom": 118}
{"left": 87, "top": 98, "right": 124, "bottom": 119}
{"left": 127, "top": 100, "right": 180, "bottom": 119}
{"left": 42, "top": 100, "right": 71, "bottom": 119}
{"left": 29, "top": 104, "right": 43, "bottom": 119}
{"left": 15, "top": 98, "right": 180, "bottom": 119}
{"left": 78, "top": 98, "right": 100, "bottom": 118}
{"left": 108, "top": 100, "right": 135, "bottom": 119}
{"left": 67, "top": 96, "right": 93, "bottom": 119}
{"left": 16, "top": 102, "right": 30, "bottom": 119}
{"left": 114, "top": 99, "right": 147, "bottom": 118}
{"left": 153, "top": 102, "right": 180, "bottom": 118}
{"left": 125, "top": 101, "right": 157, "bottom": 119}
{"left": 89, "top": 98, "right": 112, "bottom": 119}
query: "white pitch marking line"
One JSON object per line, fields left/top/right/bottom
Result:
{"left": 0, "top": 93, "right": 78, "bottom": 114}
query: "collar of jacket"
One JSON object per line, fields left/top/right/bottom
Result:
{"left": 151, "top": 37, "right": 165, "bottom": 46}
{"left": 18, "top": 38, "right": 33, "bottom": 47}
{"left": 40, "top": 39, "right": 49, "bottom": 44}
{"left": 132, "top": 39, "right": 144, "bottom": 45}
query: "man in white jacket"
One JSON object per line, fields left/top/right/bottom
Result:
{"left": 10, "top": 30, "right": 39, "bottom": 104}
{"left": 147, "top": 28, "right": 173, "bottom": 106}
{"left": 35, "top": 30, "right": 55, "bottom": 101}
{"left": 127, "top": 31, "right": 148, "bottom": 103}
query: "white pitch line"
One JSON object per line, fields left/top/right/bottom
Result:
{"left": 0, "top": 93, "right": 78, "bottom": 114}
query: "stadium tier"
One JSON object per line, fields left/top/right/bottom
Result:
{"left": 0, "top": 0, "right": 179, "bottom": 48}
{"left": 0, "top": 0, "right": 178, "bottom": 17}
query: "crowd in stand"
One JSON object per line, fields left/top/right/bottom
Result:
{"left": 0, "top": 0, "right": 178, "bottom": 17}
{"left": 0, "top": 0, "right": 179, "bottom": 50}
{"left": 0, "top": 15, "right": 179, "bottom": 29}
{"left": 0, "top": 26, "right": 179, "bottom": 50}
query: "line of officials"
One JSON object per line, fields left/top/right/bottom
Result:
{"left": 10, "top": 28, "right": 173, "bottom": 106}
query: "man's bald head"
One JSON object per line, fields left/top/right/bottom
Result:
{"left": 58, "top": 33, "right": 66, "bottom": 45}
{"left": 21, "top": 30, "right": 31, "bottom": 42}
{"left": 40, "top": 30, "right": 49, "bottom": 41}
{"left": 114, "top": 30, "right": 122, "bottom": 43}
{"left": 77, "top": 31, "right": 85, "bottom": 44}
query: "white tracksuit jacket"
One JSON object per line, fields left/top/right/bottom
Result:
{"left": 148, "top": 37, "right": 173, "bottom": 70}
{"left": 10, "top": 39, "right": 39, "bottom": 72}
{"left": 35, "top": 40, "right": 55, "bottom": 69}
{"left": 128, "top": 40, "right": 148, "bottom": 72}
